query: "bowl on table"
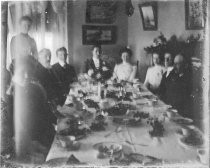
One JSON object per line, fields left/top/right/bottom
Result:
{"left": 178, "top": 125, "right": 204, "bottom": 149}
{"left": 99, "top": 99, "right": 110, "bottom": 110}
{"left": 166, "top": 110, "right": 177, "bottom": 119}
{"left": 58, "top": 135, "right": 81, "bottom": 150}
{"left": 147, "top": 99, "right": 158, "bottom": 106}
{"left": 93, "top": 142, "right": 132, "bottom": 159}
{"left": 132, "top": 78, "right": 139, "bottom": 83}
{"left": 182, "top": 127, "right": 190, "bottom": 137}
{"left": 171, "top": 117, "right": 193, "bottom": 126}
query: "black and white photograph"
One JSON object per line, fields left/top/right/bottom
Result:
{"left": 0, "top": 0, "right": 209, "bottom": 167}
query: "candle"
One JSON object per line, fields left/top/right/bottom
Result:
{"left": 98, "top": 82, "right": 101, "bottom": 99}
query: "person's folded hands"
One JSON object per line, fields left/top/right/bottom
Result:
{"left": 88, "top": 69, "right": 94, "bottom": 76}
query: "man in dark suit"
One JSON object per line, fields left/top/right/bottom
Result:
{"left": 159, "top": 54, "right": 191, "bottom": 117}
{"left": 83, "top": 45, "right": 112, "bottom": 81}
{"left": 52, "top": 47, "right": 77, "bottom": 105}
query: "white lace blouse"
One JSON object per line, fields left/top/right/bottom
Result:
{"left": 113, "top": 63, "right": 137, "bottom": 82}
{"left": 144, "top": 65, "right": 166, "bottom": 90}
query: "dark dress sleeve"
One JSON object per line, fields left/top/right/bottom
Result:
{"left": 158, "top": 72, "right": 167, "bottom": 101}
{"left": 83, "top": 59, "right": 91, "bottom": 74}
{"left": 31, "top": 38, "right": 38, "bottom": 60}
{"left": 70, "top": 65, "right": 77, "bottom": 82}
{"left": 101, "top": 61, "right": 112, "bottom": 80}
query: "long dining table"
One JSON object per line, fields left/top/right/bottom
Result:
{"left": 46, "top": 79, "right": 207, "bottom": 167}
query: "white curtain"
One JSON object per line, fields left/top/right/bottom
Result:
{"left": 7, "top": 1, "right": 68, "bottom": 69}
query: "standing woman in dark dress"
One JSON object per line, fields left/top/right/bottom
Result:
{"left": 83, "top": 45, "right": 112, "bottom": 81}
{"left": 10, "top": 16, "right": 38, "bottom": 60}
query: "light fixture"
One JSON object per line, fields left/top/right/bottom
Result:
{"left": 125, "top": 0, "right": 134, "bottom": 17}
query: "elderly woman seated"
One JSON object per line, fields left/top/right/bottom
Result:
{"left": 112, "top": 47, "right": 137, "bottom": 82}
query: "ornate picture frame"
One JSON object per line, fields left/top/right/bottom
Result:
{"left": 185, "top": 0, "right": 205, "bottom": 30}
{"left": 82, "top": 25, "right": 117, "bottom": 45}
{"left": 86, "top": 0, "right": 117, "bottom": 24}
{"left": 139, "top": 2, "right": 158, "bottom": 31}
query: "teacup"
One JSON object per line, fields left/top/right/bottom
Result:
{"left": 197, "top": 149, "right": 209, "bottom": 164}
{"left": 148, "top": 99, "right": 158, "bottom": 106}
{"left": 181, "top": 127, "right": 190, "bottom": 136}
{"left": 132, "top": 93, "right": 138, "bottom": 99}
{"left": 166, "top": 111, "right": 176, "bottom": 119}
{"left": 99, "top": 100, "right": 109, "bottom": 109}
{"left": 59, "top": 135, "right": 78, "bottom": 149}
{"left": 133, "top": 78, "right": 139, "bottom": 83}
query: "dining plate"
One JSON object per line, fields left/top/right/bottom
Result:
{"left": 128, "top": 153, "right": 163, "bottom": 165}
{"left": 45, "top": 157, "right": 68, "bottom": 167}
{"left": 178, "top": 126, "right": 204, "bottom": 149}
{"left": 106, "top": 103, "right": 136, "bottom": 116}
{"left": 171, "top": 117, "right": 193, "bottom": 125}
{"left": 93, "top": 142, "right": 133, "bottom": 159}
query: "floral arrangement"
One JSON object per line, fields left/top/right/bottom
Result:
{"left": 147, "top": 117, "right": 164, "bottom": 137}
{"left": 144, "top": 32, "right": 202, "bottom": 62}
{"left": 144, "top": 32, "right": 167, "bottom": 55}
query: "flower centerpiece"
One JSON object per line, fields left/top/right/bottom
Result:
{"left": 144, "top": 32, "right": 167, "bottom": 60}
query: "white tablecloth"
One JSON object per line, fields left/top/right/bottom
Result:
{"left": 46, "top": 82, "right": 207, "bottom": 166}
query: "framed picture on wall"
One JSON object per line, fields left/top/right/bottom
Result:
{"left": 138, "top": 2, "right": 158, "bottom": 31}
{"left": 185, "top": 0, "right": 204, "bottom": 30}
{"left": 82, "top": 25, "right": 117, "bottom": 45}
{"left": 86, "top": 0, "right": 118, "bottom": 24}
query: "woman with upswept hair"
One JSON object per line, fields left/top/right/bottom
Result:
{"left": 112, "top": 47, "right": 137, "bottom": 82}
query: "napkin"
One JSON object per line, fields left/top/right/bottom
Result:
{"left": 66, "top": 154, "right": 81, "bottom": 164}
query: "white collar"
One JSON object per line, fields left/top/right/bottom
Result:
{"left": 93, "top": 57, "right": 99, "bottom": 62}
{"left": 58, "top": 61, "right": 66, "bottom": 67}
{"left": 154, "top": 65, "right": 162, "bottom": 68}
{"left": 166, "top": 67, "right": 173, "bottom": 77}
{"left": 179, "top": 73, "right": 184, "bottom": 77}
{"left": 122, "top": 61, "right": 130, "bottom": 65}
{"left": 167, "top": 66, "right": 173, "bottom": 71}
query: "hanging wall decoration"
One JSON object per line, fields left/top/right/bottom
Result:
{"left": 185, "top": 0, "right": 205, "bottom": 30}
{"left": 125, "top": 0, "right": 134, "bottom": 17}
{"left": 139, "top": 2, "right": 158, "bottom": 31}
{"left": 86, "top": 0, "right": 118, "bottom": 24}
{"left": 82, "top": 25, "right": 117, "bottom": 45}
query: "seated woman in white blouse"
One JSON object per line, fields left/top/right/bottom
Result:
{"left": 144, "top": 52, "right": 166, "bottom": 94}
{"left": 112, "top": 47, "right": 137, "bottom": 82}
